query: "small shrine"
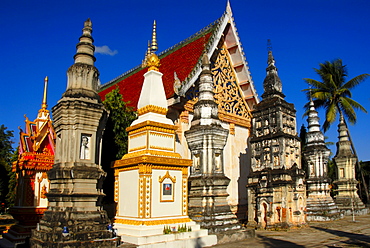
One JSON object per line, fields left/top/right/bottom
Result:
{"left": 0, "top": 77, "right": 55, "bottom": 247}
{"left": 112, "top": 28, "right": 217, "bottom": 247}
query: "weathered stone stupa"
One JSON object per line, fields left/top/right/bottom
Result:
{"left": 333, "top": 115, "right": 368, "bottom": 215}
{"left": 112, "top": 27, "right": 217, "bottom": 247}
{"left": 246, "top": 50, "right": 306, "bottom": 229}
{"left": 184, "top": 54, "right": 242, "bottom": 236}
{"left": 30, "top": 19, "right": 119, "bottom": 247}
{"left": 303, "top": 100, "right": 341, "bottom": 221}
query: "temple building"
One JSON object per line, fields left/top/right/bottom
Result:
{"left": 31, "top": 19, "right": 119, "bottom": 247}
{"left": 246, "top": 50, "right": 306, "bottom": 229}
{"left": 303, "top": 100, "right": 341, "bottom": 221}
{"left": 333, "top": 115, "right": 367, "bottom": 215}
{"left": 0, "top": 78, "right": 55, "bottom": 247}
{"left": 99, "top": 1, "right": 258, "bottom": 221}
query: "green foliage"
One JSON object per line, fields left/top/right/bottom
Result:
{"left": 0, "top": 125, "right": 15, "bottom": 208}
{"left": 103, "top": 86, "right": 137, "bottom": 159}
{"left": 302, "top": 59, "right": 369, "bottom": 132}
{"left": 101, "top": 87, "right": 136, "bottom": 206}
{"left": 6, "top": 147, "right": 18, "bottom": 208}
{"left": 163, "top": 225, "right": 171, "bottom": 234}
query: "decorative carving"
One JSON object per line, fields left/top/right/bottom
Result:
{"left": 212, "top": 47, "right": 252, "bottom": 120}
{"left": 137, "top": 105, "right": 167, "bottom": 116}
{"left": 159, "top": 171, "right": 176, "bottom": 183}
{"left": 138, "top": 164, "right": 152, "bottom": 175}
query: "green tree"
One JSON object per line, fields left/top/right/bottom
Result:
{"left": 6, "top": 147, "right": 18, "bottom": 208}
{"left": 103, "top": 87, "right": 136, "bottom": 159}
{"left": 101, "top": 87, "right": 136, "bottom": 214}
{"left": 303, "top": 59, "right": 369, "bottom": 132}
{"left": 0, "top": 125, "right": 15, "bottom": 209}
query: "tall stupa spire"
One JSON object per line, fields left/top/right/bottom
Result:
{"left": 41, "top": 76, "right": 48, "bottom": 110}
{"left": 191, "top": 53, "right": 220, "bottom": 126}
{"left": 306, "top": 99, "right": 325, "bottom": 145}
{"left": 63, "top": 18, "right": 100, "bottom": 100}
{"left": 261, "top": 44, "right": 284, "bottom": 99}
{"left": 74, "top": 18, "right": 96, "bottom": 65}
{"left": 36, "top": 77, "right": 50, "bottom": 125}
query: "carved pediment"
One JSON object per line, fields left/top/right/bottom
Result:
{"left": 184, "top": 47, "right": 252, "bottom": 128}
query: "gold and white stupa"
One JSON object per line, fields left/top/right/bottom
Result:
{"left": 112, "top": 38, "right": 216, "bottom": 245}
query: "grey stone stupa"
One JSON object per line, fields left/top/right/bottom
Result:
{"left": 333, "top": 115, "right": 368, "bottom": 215}
{"left": 31, "top": 19, "right": 119, "bottom": 247}
{"left": 184, "top": 54, "right": 246, "bottom": 239}
{"left": 246, "top": 50, "right": 306, "bottom": 229}
{"left": 303, "top": 100, "right": 341, "bottom": 221}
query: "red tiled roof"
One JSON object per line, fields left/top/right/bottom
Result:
{"left": 99, "top": 28, "right": 215, "bottom": 109}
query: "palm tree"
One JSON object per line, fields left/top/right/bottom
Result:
{"left": 303, "top": 58, "right": 370, "bottom": 202}
{"left": 303, "top": 59, "right": 369, "bottom": 132}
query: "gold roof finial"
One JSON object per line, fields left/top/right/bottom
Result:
{"left": 41, "top": 76, "right": 48, "bottom": 109}
{"left": 151, "top": 20, "right": 158, "bottom": 52}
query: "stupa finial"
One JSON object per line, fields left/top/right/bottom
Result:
{"left": 73, "top": 18, "right": 95, "bottom": 65}
{"left": 151, "top": 20, "right": 158, "bottom": 53}
{"left": 41, "top": 76, "right": 48, "bottom": 109}
{"left": 144, "top": 21, "right": 160, "bottom": 71}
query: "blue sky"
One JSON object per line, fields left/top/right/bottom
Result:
{"left": 1, "top": 0, "right": 369, "bottom": 160}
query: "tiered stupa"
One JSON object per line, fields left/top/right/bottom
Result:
{"left": 0, "top": 78, "right": 55, "bottom": 247}
{"left": 30, "top": 19, "right": 119, "bottom": 247}
{"left": 333, "top": 115, "right": 368, "bottom": 215}
{"left": 112, "top": 26, "right": 217, "bottom": 247}
{"left": 303, "top": 100, "right": 341, "bottom": 221}
{"left": 246, "top": 50, "right": 306, "bottom": 229}
{"left": 184, "top": 53, "right": 244, "bottom": 238}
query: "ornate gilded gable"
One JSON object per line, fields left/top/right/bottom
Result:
{"left": 184, "top": 47, "right": 252, "bottom": 128}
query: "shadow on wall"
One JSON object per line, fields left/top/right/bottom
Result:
{"left": 236, "top": 149, "right": 251, "bottom": 221}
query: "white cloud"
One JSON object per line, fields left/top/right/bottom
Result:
{"left": 95, "top": 45, "right": 118, "bottom": 56}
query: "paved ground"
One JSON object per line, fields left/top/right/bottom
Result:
{"left": 212, "top": 214, "right": 370, "bottom": 248}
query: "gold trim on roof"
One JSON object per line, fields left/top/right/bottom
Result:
{"left": 137, "top": 105, "right": 167, "bottom": 116}
{"left": 127, "top": 120, "right": 177, "bottom": 133}
{"left": 114, "top": 153, "right": 192, "bottom": 168}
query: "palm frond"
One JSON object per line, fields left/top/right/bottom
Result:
{"left": 342, "top": 97, "right": 367, "bottom": 113}
{"left": 340, "top": 99, "right": 357, "bottom": 124}
{"left": 324, "top": 102, "right": 338, "bottom": 132}
{"left": 303, "top": 78, "right": 330, "bottom": 90}
{"left": 342, "top": 73, "right": 370, "bottom": 90}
